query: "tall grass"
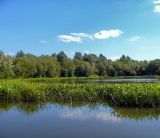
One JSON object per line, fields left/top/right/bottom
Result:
{"left": 0, "top": 78, "right": 160, "bottom": 107}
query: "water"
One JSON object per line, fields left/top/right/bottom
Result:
{"left": 80, "top": 78, "right": 160, "bottom": 83}
{"left": 0, "top": 103, "right": 160, "bottom": 138}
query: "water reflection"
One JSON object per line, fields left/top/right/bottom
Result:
{"left": 1, "top": 102, "right": 160, "bottom": 138}
{"left": 60, "top": 78, "right": 160, "bottom": 83}
{"left": 112, "top": 107, "right": 160, "bottom": 120}
{"left": 60, "top": 109, "right": 121, "bottom": 123}
{"left": 0, "top": 103, "right": 46, "bottom": 114}
{"left": 0, "top": 102, "right": 160, "bottom": 121}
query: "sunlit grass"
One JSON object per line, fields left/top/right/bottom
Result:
{"left": 0, "top": 78, "right": 160, "bottom": 107}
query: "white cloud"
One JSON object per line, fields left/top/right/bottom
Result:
{"left": 94, "top": 29, "right": 123, "bottom": 40}
{"left": 153, "top": 0, "right": 160, "bottom": 13}
{"left": 153, "top": 5, "right": 160, "bottom": 13}
{"left": 58, "top": 33, "right": 94, "bottom": 43}
{"left": 129, "top": 36, "right": 141, "bottom": 42}
{"left": 58, "top": 35, "right": 82, "bottom": 43}
{"left": 70, "top": 33, "right": 94, "bottom": 40}
{"left": 57, "top": 33, "right": 93, "bottom": 43}
{"left": 58, "top": 29, "right": 123, "bottom": 43}
{"left": 153, "top": 0, "right": 160, "bottom": 4}
{"left": 70, "top": 33, "right": 88, "bottom": 37}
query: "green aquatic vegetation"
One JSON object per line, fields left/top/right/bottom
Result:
{"left": 0, "top": 79, "right": 160, "bottom": 107}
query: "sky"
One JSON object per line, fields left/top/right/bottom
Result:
{"left": 0, "top": 0, "right": 160, "bottom": 60}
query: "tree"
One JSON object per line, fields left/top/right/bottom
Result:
{"left": 14, "top": 55, "right": 37, "bottom": 77}
{"left": 36, "top": 56, "right": 60, "bottom": 77}
{"left": 60, "top": 60, "right": 75, "bottom": 77}
{"left": 0, "top": 51, "right": 4, "bottom": 56}
{"left": 119, "top": 55, "right": 131, "bottom": 62}
{"left": 96, "top": 62, "right": 106, "bottom": 76}
{"left": 16, "top": 50, "right": 25, "bottom": 58}
{"left": 138, "top": 61, "right": 148, "bottom": 75}
{"left": 106, "top": 61, "right": 117, "bottom": 77}
{"left": 74, "top": 52, "right": 83, "bottom": 61}
{"left": 45, "top": 57, "right": 60, "bottom": 77}
{"left": 0, "top": 55, "right": 14, "bottom": 78}
{"left": 146, "top": 59, "right": 160, "bottom": 75}
{"left": 83, "top": 54, "right": 98, "bottom": 64}
{"left": 113, "top": 60, "right": 137, "bottom": 76}
{"left": 74, "top": 61, "right": 92, "bottom": 77}
{"left": 57, "top": 51, "right": 68, "bottom": 63}
{"left": 1, "top": 49, "right": 160, "bottom": 78}
{"left": 51, "top": 53, "right": 57, "bottom": 58}
{"left": 98, "top": 54, "right": 107, "bottom": 62}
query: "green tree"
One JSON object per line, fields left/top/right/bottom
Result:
{"left": 98, "top": 54, "right": 107, "bottom": 62}
{"left": 60, "top": 60, "right": 75, "bottom": 77}
{"left": 74, "top": 52, "right": 83, "bottom": 61}
{"left": 16, "top": 50, "right": 25, "bottom": 58}
{"left": 57, "top": 51, "right": 68, "bottom": 63}
{"left": 83, "top": 54, "right": 98, "bottom": 64}
{"left": 36, "top": 56, "right": 60, "bottom": 77}
{"left": 146, "top": 59, "right": 160, "bottom": 75}
{"left": 96, "top": 62, "right": 106, "bottom": 76}
{"left": 0, "top": 54, "right": 14, "bottom": 78}
{"left": 74, "top": 61, "right": 92, "bottom": 77}
{"left": 14, "top": 55, "right": 37, "bottom": 77}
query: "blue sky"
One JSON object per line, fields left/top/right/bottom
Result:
{"left": 0, "top": 0, "right": 160, "bottom": 60}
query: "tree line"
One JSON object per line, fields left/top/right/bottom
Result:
{"left": 0, "top": 50, "right": 160, "bottom": 78}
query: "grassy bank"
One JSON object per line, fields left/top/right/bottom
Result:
{"left": 0, "top": 78, "right": 160, "bottom": 107}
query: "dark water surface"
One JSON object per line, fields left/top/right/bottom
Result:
{"left": 60, "top": 78, "right": 160, "bottom": 84}
{"left": 80, "top": 78, "right": 160, "bottom": 83}
{"left": 0, "top": 103, "right": 160, "bottom": 138}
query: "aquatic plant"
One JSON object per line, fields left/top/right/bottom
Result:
{"left": 0, "top": 78, "right": 160, "bottom": 107}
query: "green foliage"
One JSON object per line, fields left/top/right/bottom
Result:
{"left": 146, "top": 59, "right": 160, "bottom": 75}
{"left": 74, "top": 52, "right": 83, "bottom": 60}
{"left": 60, "top": 60, "right": 75, "bottom": 77}
{"left": 1, "top": 78, "right": 160, "bottom": 107}
{"left": 74, "top": 60, "right": 92, "bottom": 77}
{"left": 57, "top": 51, "right": 68, "bottom": 63}
{"left": 98, "top": 54, "right": 107, "bottom": 62}
{"left": 16, "top": 50, "right": 25, "bottom": 58}
{"left": 113, "top": 56, "right": 140, "bottom": 76}
{"left": 83, "top": 53, "right": 98, "bottom": 64}
{"left": 0, "top": 54, "right": 14, "bottom": 78}
{"left": 0, "top": 50, "right": 160, "bottom": 78}
{"left": 14, "top": 55, "right": 37, "bottom": 77}
{"left": 37, "top": 56, "right": 60, "bottom": 77}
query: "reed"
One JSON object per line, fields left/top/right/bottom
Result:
{"left": 0, "top": 78, "right": 160, "bottom": 107}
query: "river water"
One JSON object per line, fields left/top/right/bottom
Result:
{"left": 0, "top": 103, "right": 160, "bottom": 138}
{"left": 80, "top": 78, "right": 160, "bottom": 83}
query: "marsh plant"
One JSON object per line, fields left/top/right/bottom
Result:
{"left": 0, "top": 78, "right": 160, "bottom": 107}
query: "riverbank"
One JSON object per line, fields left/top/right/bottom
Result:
{"left": 0, "top": 78, "right": 160, "bottom": 107}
